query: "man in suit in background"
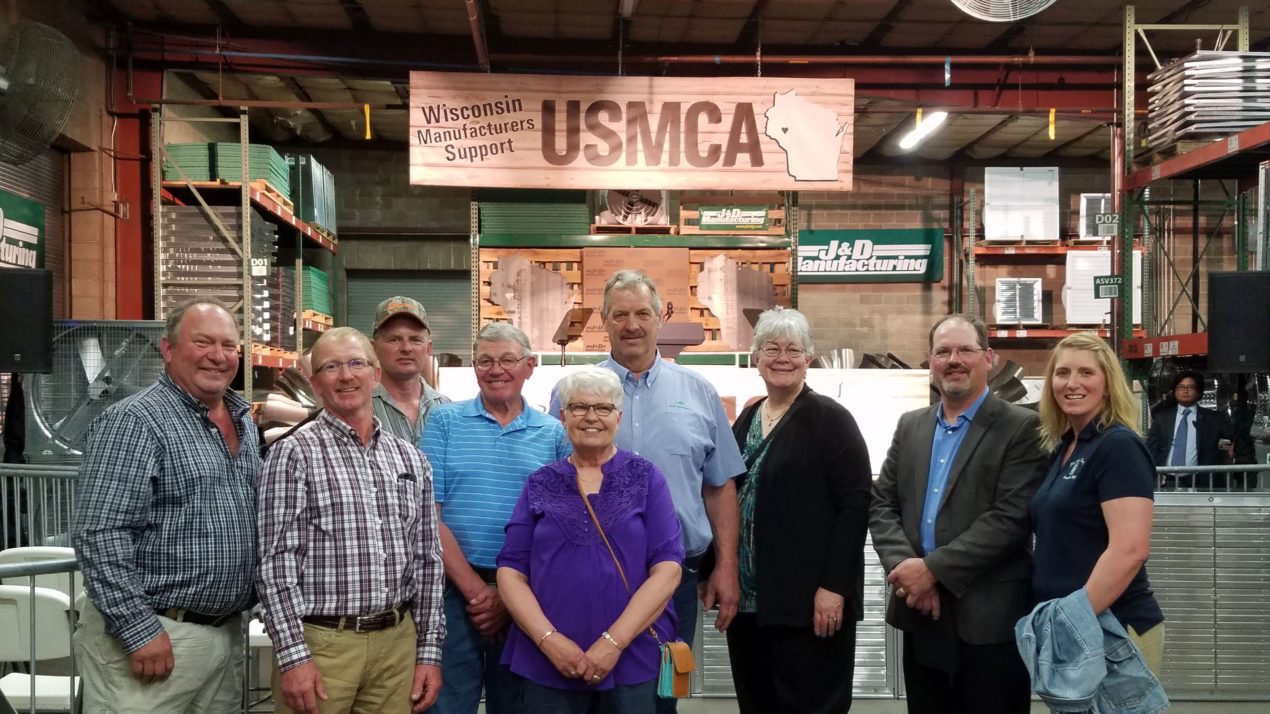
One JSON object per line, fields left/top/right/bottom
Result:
{"left": 1147, "top": 370, "right": 1239, "bottom": 490}
{"left": 869, "top": 314, "right": 1047, "bottom": 714}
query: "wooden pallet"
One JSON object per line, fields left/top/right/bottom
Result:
{"left": 301, "top": 310, "right": 333, "bottom": 326}
{"left": 251, "top": 179, "right": 294, "bottom": 212}
{"left": 590, "top": 223, "right": 677, "bottom": 235}
{"left": 312, "top": 224, "right": 338, "bottom": 244}
{"left": 477, "top": 246, "right": 791, "bottom": 351}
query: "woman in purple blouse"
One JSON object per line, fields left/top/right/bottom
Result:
{"left": 497, "top": 366, "right": 684, "bottom": 713}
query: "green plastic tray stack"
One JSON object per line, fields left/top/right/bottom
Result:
{"left": 477, "top": 189, "right": 590, "bottom": 234}
{"left": 163, "top": 143, "right": 292, "bottom": 198}
{"left": 287, "top": 154, "right": 338, "bottom": 238}
{"left": 302, "top": 265, "right": 332, "bottom": 317}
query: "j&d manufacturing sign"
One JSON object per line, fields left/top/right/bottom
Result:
{"left": 797, "top": 229, "right": 944, "bottom": 283}
{"left": 0, "top": 188, "right": 44, "bottom": 269}
{"left": 409, "top": 72, "right": 854, "bottom": 191}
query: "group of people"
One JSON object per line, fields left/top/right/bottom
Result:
{"left": 68, "top": 267, "right": 1168, "bottom": 714}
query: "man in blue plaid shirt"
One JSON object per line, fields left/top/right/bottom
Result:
{"left": 72, "top": 298, "right": 259, "bottom": 713}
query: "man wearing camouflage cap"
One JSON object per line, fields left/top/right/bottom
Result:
{"left": 371, "top": 296, "right": 450, "bottom": 443}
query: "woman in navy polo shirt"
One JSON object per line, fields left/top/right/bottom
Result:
{"left": 1033, "top": 332, "right": 1165, "bottom": 675}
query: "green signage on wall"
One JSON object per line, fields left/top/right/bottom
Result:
{"left": 797, "top": 228, "right": 943, "bottom": 283}
{"left": 0, "top": 188, "right": 45, "bottom": 269}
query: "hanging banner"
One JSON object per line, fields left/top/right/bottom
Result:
{"left": 0, "top": 188, "right": 45, "bottom": 269}
{"left": 409, "top": 72, "right": 853, "bottom": 191}
{"left": 797, "top": 229, "right": 944, "bottom": 283}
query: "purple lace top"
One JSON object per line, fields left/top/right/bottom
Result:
{"left": 498, "top": 449, "right": 684, "bottom": 689}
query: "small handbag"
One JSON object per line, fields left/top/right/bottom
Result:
{"left": 579, "top": 479, "right": 695, "bottom": 699}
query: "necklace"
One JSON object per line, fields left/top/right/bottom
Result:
{"left": 762, "top": 400, "right": 791, "bottom": 429}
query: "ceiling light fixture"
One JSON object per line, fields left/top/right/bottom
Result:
{"left": 898, "top": 110, "right": 949, "bottom": 150}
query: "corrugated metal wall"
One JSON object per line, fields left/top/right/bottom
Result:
{"left": 696, "top": 533, "right": 895, "bottom": 698}
{"left": 345, "top": 270, "right": 472, "bottom": 358}
{"left": 0, "top": 148, "right": 66, "bottom": 317}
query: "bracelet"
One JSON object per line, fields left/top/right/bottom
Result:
{"left": 537, "top": 629, "right": 557, "bottom": 648}
{"left": 601, "top": 630, "right": 624, "bottom": 650}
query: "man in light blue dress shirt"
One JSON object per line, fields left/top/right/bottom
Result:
{"left": 551, "top": 270, "right": 744, "bottom": 713}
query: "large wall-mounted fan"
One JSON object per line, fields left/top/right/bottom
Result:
{"left": 949, "top": 0, "right": 1056, "bottom": 22}
{"left": 596, "top": 189, "right": 669, "bottom": 226}
{"left": 0, "top": 21, "right": 81, "bottom": 165}
{"left": 25, "top": 321, "right": 166, "bottom": 463}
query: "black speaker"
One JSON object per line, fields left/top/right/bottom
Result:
{"left": 1208, "top": 271, "right": 1270, "bottom": 373}
{"left": 0, "top": 267, "right": 53, "bottom": 373}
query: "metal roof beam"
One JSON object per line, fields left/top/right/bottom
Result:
{"left": 861, "top": 0, "right": 914, "bottom": 49}
{"left": 736, "top": 0, "right": 771, "bottom": 49}
{"left": 280, "top": 77, "right": 343, "bottom": 139}
{"left": 203, "top": 1, "right": 245, "bottom": 32}
{"left": 340, "top": 0, "right": 373, "bottom": 32}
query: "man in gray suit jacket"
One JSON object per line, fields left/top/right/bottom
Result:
{"left": 870, "top": 315, "right": 1047, "bottom": 714}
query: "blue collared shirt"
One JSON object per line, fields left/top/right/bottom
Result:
{"left": 551, "top": 354, "right": 745, "bottom": 557}
{"left": 921, "top": 388, "right": 990, "bottom": 554}
{"left": 419, "top": 396, "right": 570, "bottom": 569}
{"left": 72, "top": 372, "right": 259, "bottom": 653}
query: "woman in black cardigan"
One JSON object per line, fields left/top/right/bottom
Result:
{"left": 724, "top": 307, "right": 873, "bottom": 714}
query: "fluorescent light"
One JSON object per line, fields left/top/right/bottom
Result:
{"left": 898, "top": 111, "right": 948, "bottom": 150}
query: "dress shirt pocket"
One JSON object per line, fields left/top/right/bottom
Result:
{"left": 394, "top": 474, "right": 423, "bottom": 528}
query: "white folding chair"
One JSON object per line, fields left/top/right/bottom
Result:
{"left": 0, "top": 585, "right": 79, "bottom": 712}
{"left": 0, "top": 548, "right": 79, "bottom": 604}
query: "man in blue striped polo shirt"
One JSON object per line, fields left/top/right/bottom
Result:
{"left": 419, "top": 322, "right": 570, "bottom": 714}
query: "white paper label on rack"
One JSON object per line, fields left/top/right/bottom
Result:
{"left": 1228, "top": 136, "right": 1240, "bottom": 152}
{"left": 251, "top": 258, "right": 269, "bottom": 277}
{"left": 1144, "top": 343, "right": 1154, "bottom": 357}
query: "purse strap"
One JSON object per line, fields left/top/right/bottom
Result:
{"left": 577, "top": 473, "right": 663, "bottom": 647}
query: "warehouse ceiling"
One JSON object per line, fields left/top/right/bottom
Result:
{"left": 95, "top": 0, "right": 1270, "bottom": 163}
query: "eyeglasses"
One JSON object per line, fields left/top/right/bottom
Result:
{"left": 474, "top": 355, "right": 529, "bottom": 371}
{"left": 316, "top": 358, "right": 374, "bottom": 375}
{"left": 759, "top": 344, "right": 806, "bottom": 359}
{"left": 931, "top": 346, "right": 986, "bottom": 361}
{"left": 1175, "top": 383, "right": 1199, "bottom": 391}
{"left": 566, "top": 403, "right": 617, "bottom": 417}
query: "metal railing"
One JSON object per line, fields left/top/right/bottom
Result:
{"left": 0, "top": 465, "right": 78, "bottom": 551}
{"left": 0, "top": 558, "right": 80, "bottom": 714}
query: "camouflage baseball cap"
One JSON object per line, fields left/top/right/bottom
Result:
{"left": 373, "top": 296, "right": 429, "bottom": 333}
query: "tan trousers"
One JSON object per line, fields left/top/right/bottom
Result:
{"left": 1127, "top": 622, "right": 1166, "bottom": 678}
{"left": 73, "top": 599, "right": 244, "bottom": 714}
{"left": 272, "top": 614, "right": 417, "bottom": 714}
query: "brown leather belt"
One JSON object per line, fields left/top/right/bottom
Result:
{"left": 156, "top": 608, "right": 240, "bottom": 628}
{"left": 302, "top": 604, "right": 410, "bottom": 633}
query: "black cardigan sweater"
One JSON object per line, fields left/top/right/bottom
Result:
{"left": 732, "top": 384, "right": 873, "bottom": 627}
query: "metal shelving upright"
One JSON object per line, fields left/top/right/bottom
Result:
{"left": 152, "top": 107, "right": 338, "bottom": 400}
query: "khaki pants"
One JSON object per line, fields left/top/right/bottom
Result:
{"left": 1127, "top": 623, "right": 1166, "bottom": 678}
{"left": 273, "top": 613, "right": 416, "bottom": 714}
{"left": 74, "top": 599, "right": 244, "bottom": 714}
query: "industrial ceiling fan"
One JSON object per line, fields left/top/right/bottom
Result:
{"left": 0, "top": 21, "right": 80, "bottom": 165}
{"left": 949, "top": 0, "right": 1057, "bottom": 22}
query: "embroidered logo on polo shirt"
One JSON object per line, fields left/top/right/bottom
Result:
{"left": 1063, "top": 458, "right": 1085, "bottom": 480}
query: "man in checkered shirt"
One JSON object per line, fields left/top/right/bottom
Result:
{"left": 72, "top": 298, "right": 259, "bottom": 713}
{"left": 257, "top": 327, "right": 446, "bottom": 714}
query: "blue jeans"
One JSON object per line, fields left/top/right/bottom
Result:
{"left": 655, "top": 554, "right": 702, "bottom": 714}
{"left": 524, "top": 678, "right": 656, "bottom": 714}
{"left": 431, "top": 586, "right": 525, "bottom": 714}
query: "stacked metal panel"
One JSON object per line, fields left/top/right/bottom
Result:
{"left": 287, "top": 154, "right": 338, "bottom": 237}
{"left": 158, "top": 206, "right": 277, "bottom": 343}
{"left": 274, "top": 266, "right": 298, "bottom": 353}
{"left": 1147, "top": 51, "right": 1270, "bottom": 150}
{"left": 163, "top": 143, "right": 292, "bottom": 197}
{"left": 301, "top": 265, "right": 332, "bottom": 316}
